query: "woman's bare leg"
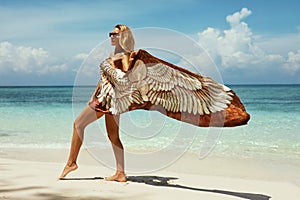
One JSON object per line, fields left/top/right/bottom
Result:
{"left": 59, "top": 106, "right": 104, "bottom": 179}
{"left": 104, "top": 114, "right": 126, "bottom": 182}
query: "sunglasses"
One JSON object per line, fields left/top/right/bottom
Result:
{"left": 109, "top": 32, "right": 119, "bottom": 38}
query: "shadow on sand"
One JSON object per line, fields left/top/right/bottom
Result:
{"left": 61, "top": 175, "right": 271, "bottom": 200}
{"left": 59, "top": 177, "right": 104, "bottom": 181}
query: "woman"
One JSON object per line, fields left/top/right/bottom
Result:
{"left": 60, "top": 24, "right": 250, "bottom": 182}
{"left": 59, "top": 24, "right": 135, "bottom": 182}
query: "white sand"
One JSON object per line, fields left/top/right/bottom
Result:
{"left": 0, "top": 148, "right": 300, "bottom": 200}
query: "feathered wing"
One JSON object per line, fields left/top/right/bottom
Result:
{"left": 97, "top": 59, "right": 144, "bottom": 114}
{"left": 98, "top": 51, "right": 233, "bottom": 115}
{"left": 131, "top": 60, "right": 233, "bottom": 115}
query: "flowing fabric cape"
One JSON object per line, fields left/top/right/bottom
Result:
{"left": 89, "top": 49, "right": 250, "bottom": 127}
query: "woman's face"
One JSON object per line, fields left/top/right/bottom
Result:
{"left": 110, "top": 27, "right": 120, "bottom": 46}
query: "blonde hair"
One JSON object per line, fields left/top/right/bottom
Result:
{"left": 115, "top": 24, "right": 135, "bottom": 52}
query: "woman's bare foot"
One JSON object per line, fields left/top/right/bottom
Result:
{"left": 105, "top": 171, "right": 127, "bottom": 182}
{"left": 59, "top": 162, "right": 78, "bottom": 179}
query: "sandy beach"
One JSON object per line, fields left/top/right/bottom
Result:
{"left": 1, "top": 148, "right": 299, "bottom": 200}
{"left": 1, "top": 0, "right": 300, "bottom": 199}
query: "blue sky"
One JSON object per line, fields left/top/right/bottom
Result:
{"left": 0, "top": 0, "right": 299, "bottom": 85}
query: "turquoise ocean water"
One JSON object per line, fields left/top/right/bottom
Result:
{"left": 0, "top": 85, "right": 299, "bottom": 164}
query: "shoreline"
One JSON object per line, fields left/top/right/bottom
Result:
{"left": 1, "top": 147, "right": 299, "bottom": 181}
{"left": 1, "top": 147, "right": 300, "bottom": 199}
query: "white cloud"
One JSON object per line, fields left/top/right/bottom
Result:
{"left": 0, "top": 42, "right": 50, "bottom": 73}
{"left": 0, "top": 42, "right": 82, "bottom": 75}
{"left": 74, "top": 53, "right": 89, "bottom": 60}
{"left": 195, "top": 7, "right": 300, "bottom": 76}
{"left": 198, "top": 8, "right": 260, "bottom": 68}
{"left": 38, "top": 64, "right": 68, "bottom": 75}
{"left": 226, "top": 8, "right": 252, "bottom": 26}
{"left": 0, "top": 40, "right": 116, "bottom": 85}
{"left": 73, "top": 44, "right": 112, "bottom": 85}
{"left": 254, "top": 33, "right": 300, "bottom": 55}
{"left": 284, "top": 50, "right": 300, "bottom": 74}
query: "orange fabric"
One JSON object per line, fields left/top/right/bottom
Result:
{"left": 88, "top": 50, "right": 250, "bottom": 127}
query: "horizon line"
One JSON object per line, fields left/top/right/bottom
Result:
{"left": 1, "top": 83, "right": 300, "bottom": 87}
